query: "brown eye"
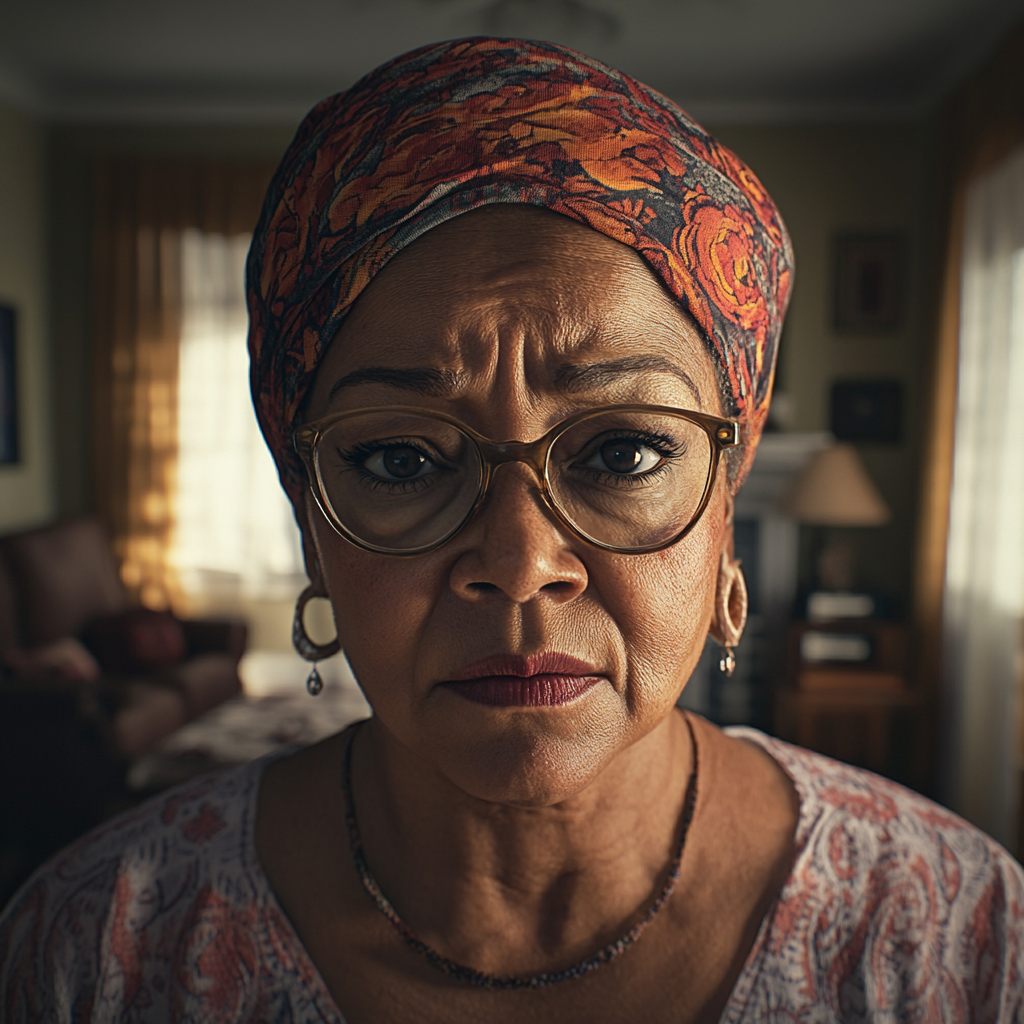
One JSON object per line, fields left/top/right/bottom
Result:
{"left": 365, "top": 446, "right": 431, "bottom": 480}
{"left": 600, "top": 441, "right": 643, "bottom": 473}
{"left": 585, "top": 439, "right": 661, "bottom": 476}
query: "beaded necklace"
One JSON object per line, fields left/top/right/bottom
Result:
{"left": 341, "top": 714, "right": 699, "bottom": 990}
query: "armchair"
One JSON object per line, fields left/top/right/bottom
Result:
{"left": 0, "top": 517, "right": 246, "bottom": 904}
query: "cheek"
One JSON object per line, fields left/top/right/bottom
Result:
{"left": 312, "top": 521, "right": 443, "bottom": 690}
{"left": 603, "top": 500, "right": 723, "bottom": 702}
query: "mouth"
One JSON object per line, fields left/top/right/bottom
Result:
{"left": 442, "top": 652, "right": 603, "bottom": 708}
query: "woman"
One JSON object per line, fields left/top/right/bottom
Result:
{"left": 2, "top": 38, "right": 1022, "bottom": 1023}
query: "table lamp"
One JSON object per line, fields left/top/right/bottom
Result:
{"left": 782, "top": 443, "right": 890, "bottom": 603}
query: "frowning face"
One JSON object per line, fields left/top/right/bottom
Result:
{"left": 301, "top": 205, "right": 732, "bottom": 807}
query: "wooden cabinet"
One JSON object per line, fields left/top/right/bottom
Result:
{"left": 775, "top": 620, "right": 925, "bottom": 784}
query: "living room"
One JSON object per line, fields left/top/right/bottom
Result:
{"left": 2, "top": 0, "right": 1024, "bottom": 910}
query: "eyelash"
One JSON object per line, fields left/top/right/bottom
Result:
{"left": 335, "top": 439, "right": 447, "bottom": 493}
{"left": 581, "top": 429, "right": 687, "bottom": 461}
{"left": 572, "top": 430, "right": 688, "bottom": 486}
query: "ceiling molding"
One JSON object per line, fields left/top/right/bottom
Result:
{"left": 34, "top": 97, "right": 932, "bottom": 128}
{"left": 29, "top": 91, "right": 329, "bottom": 127}
{"left": 0, "top": 1, "right": 1020, "bottom": 127}
{"left": 0, "top": 71, "right": 934, "bottom": 128}
{"left": 682, "top": 98, "right": 927, "bottom": 127}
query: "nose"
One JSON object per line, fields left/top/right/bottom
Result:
{"left": 448, "top": 463, "right": 588, "bottom": 605}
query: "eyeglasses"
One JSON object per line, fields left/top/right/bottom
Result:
{"left": 293, "top": 404, "right": 740, "bottom": 556}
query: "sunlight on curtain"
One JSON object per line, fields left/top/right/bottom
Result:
{"left": 171, "top": 230, "right": 305, "bottom": 603}
{"left": 943, "top": 144, "right": 1024, "bottom": 848}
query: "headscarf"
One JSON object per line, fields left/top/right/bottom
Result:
{"left": 247, "top": 37, "right": 793, "bottom": 513}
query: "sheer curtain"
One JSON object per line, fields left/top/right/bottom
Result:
{"left": 943, "top": 144, "right": 1024, "bottom": 849}
{"left": 171, "top": 230, "right": 305, "bottom": 601}
{"left": 93, "top": 159, "right": 278, "bottom": 610}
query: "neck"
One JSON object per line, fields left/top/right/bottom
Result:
{"left": 350, "top": 709, "right": 695, "bottom": 976}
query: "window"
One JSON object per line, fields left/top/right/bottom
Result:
{"left": 943, "top": 144, "right": 1024, "bottom": 848}
{"left": 171, "top": 230, "right": 305, "bottom": 603}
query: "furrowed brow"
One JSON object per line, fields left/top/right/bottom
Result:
{"left": 553, "top": 356, "right": 702, "bottom": 408}
{"left": 328, "top": 366, "right": 463, "bottom": 402}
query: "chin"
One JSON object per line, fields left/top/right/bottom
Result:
{"left": 416, "top": 690, "right": 630, "bottom": 806}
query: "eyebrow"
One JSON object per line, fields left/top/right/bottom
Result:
{"left": 328, "top": 366, "right": 463, "bottom": 402}
{"left": 553, "top": 356, "right": 702, "bottom": 408}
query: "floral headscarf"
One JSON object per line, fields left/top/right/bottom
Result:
{"left": 247, "top": 37, "right": 793, "bottom": 512}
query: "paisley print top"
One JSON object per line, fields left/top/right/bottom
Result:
{"left": 2, "top": 729, "right": 1022, "bottom": 1022}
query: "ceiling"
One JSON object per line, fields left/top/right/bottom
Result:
{"left": 1, "top": 0, "right": 1022, "bottom": 125}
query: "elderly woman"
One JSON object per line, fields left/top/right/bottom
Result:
{"left": 2, "top": 38, "right": 1023, "bottom": 1023}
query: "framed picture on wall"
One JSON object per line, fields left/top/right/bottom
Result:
{"left": 835, "top": 235, "right": 903, "bottom": 332}
{"left": 0, "top": 305, "right": 17, "bottom": 464}
{"left": 831, "top": 379, "right": 903, "bottom": 444}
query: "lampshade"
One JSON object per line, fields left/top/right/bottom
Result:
{"left": 782, "top": 444, "right": 891, "bottom": 526}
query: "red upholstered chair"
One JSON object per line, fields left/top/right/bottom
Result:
{"left": 0, "top": 516, "right": 247, "bottom": 756}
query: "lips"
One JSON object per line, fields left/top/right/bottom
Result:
{"left": 443, "top": 652, "right": 603, "bottom": 708}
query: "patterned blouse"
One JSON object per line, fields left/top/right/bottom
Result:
{"left": 2, "top": 729, "right": 1022, "bottom": 1022}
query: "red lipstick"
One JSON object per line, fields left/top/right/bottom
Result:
{"left": 443, "top": 653, "right": 602, "bottom": 707}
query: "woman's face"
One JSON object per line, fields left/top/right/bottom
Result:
{"left": 303, "top": 205, "right": 730, "bottom": 807}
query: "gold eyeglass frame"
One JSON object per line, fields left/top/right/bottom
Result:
{"left": 293, "top": 404, "right": 741, "bottom": 557}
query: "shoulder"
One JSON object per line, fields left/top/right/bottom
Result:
{"left": 726, "top": 729, "right": 1024, "bottom": 1023}
{"left": 0, "top": 760, "right": 285, "bottom": 1022}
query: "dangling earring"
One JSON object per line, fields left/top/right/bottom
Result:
{"left": 713, "top": 551, "right": 747, "bottom": 679}
{"left": 718, "top": 646, "right": 736, "bottom": 677}
{"left": 306, "top": 664, "right": 324, "bottom": 697}
{"left": 292, "top": 582, "right": 341, "bottom": 696}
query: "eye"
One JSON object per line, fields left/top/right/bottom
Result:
{"left": 362, "top": 445, "right": 436, "bottom": 481}
{"left": 584, "top": 438, "right": 663, "bottom": 476}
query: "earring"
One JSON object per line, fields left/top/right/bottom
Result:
{"left": 293, "top": 583, "right": 341, "bottom": 696}
{"left": 713, "top": 551, "right": 746, "bottom": 679}
{"left": 718, "top": 646, "right": 736, "bottom": 677}
{"left": 305, "top": 664, "right": 324, "bottom": 696}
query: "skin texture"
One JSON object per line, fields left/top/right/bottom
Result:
{"left": 257, "top": 206, "right": 798, "bottom": 1023}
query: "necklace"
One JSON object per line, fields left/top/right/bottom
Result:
{"left": 341, "top": 713, "right": 699, "bottom": 990}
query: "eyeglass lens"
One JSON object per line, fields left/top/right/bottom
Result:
{"left": 313, "top": 409, "right": 713, "bottom": 552}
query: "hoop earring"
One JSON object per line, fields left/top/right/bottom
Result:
{"left": 293, "top": 583, "right": 341, "bottom": 696}
{"left": 714, "top": 552, "right": 746, "bottom": 679}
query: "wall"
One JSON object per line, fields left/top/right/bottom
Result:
{"left": 0, "top": 100, "right": 54, "bottom": 531}
{"left": 709, "top": 122, "right": 939, "bottom": 615}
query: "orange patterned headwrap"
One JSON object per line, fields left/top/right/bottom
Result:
{"left": 247, "top": 37, "right": 793, "bottom": 512}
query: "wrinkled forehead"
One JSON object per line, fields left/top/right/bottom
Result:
{"left": 304, "top": 206, "right": 724, "bottom": 425}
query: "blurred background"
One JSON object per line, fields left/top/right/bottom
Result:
{"left": 2, "top": 0, "right": 1024, "bottom": 902}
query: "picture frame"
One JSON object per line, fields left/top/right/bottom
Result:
{"left": 830, "top": 379, "right": 903, "bottom": 444}
{"left": 0, "top": 304, "right": 18, "bottom": 465}
{"left": 834, "top": 235, "right": 903, "bottom": 332}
